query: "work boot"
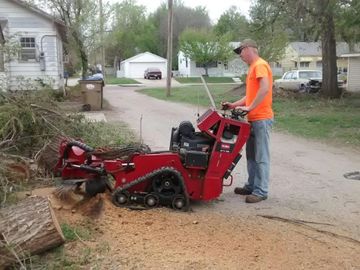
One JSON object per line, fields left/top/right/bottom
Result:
{"left": 245, "top": 194, "right": 267, "bottom": 203}
{"left": 234, "top": 187, "right": 252, "bottom": 195}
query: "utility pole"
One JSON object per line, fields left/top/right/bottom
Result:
{"left": 166, "top": 0, "right": 173, "bottom": 97}
{"left": 99, "top": 0, "right": 105, "bottom": 81}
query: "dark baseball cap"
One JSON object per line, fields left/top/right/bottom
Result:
{"left": 233, "top": 39, "right": 258, "bottom": 54}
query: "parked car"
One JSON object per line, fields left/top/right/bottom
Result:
{"left": 307, "top": 76, "right": 346, "bottom": 93}
{"left": 274, "top": 70, "right": 346, "bottom": 93}
{"left": 274, "top": 70, "right": 322, "bottom": 92}
{"left": 144, "top": 67, "right": 162, "bottom": 80}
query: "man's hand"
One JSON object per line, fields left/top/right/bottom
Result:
{"left": 235, "top": 106, "right": 250, "bottom": 112}
{"left": 221, "top": 97, "right": 246, "bottom": 110}
{"left": 221, "top": 101, "right": 232, "bottom": 110}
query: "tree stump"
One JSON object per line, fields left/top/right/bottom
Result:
{"left": 0, "top": 196, "right": 65, "bottom": 268}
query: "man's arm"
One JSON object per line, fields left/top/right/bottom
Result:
{"left": 237, "top": 77, "right": 269, "bottom": 111}
{"left": 221, "top": 96, "right": 246, "bottom": 109}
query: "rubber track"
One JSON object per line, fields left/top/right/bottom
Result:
{"left": 112, "top": 166, "right": 190, "bottom": 211}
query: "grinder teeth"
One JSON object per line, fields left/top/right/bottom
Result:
{"left": 53, "top": 184, "right": 77, "bottom": 200}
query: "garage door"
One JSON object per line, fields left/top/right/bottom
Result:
{"left": 129, "top": 62, "right": 166, "bottom": 78}
{"left": 349, "top": 57, "right": 360, "bottom": 92}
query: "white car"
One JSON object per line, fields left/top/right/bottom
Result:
{"left": 274, "top": 70, "right": 322, "bottom": 92}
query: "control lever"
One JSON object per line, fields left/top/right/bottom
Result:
{"left": 231, "top": 109, "right": 248, "bottom": 119}
{"left": 220, "top": 103, "right": 248, "bottom": 119}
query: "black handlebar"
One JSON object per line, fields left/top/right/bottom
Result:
{"left": 220, "top": 103, "right": 248, "bottom": 118}
{"left": 231, "top": 109, "right": 248, "bottom": 119}
{"left": 220, "top": 103, "right": 248, "bottom": 120}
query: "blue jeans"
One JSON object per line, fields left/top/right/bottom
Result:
{"left": 244, "top": 119, "right": 273, "bottom": 197}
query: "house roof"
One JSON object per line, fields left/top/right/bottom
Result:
{"left": 341, "top": 53, "right": 360, "bottom": 58}
{"left": 121, "top": 52, "right": 167, "bottom": 64}
{"left": 8, "top": 0, "right": 65, "bottom": 26}
{"left": 290, "top": 42, "right": 360, "bottom": 57}
{"left": 6, "top": 0, "right": 66, "bottom": 41}
{"left": 290, "top": 42, "right": 321, "bottom": 56}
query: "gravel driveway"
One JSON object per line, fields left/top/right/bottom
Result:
{"left": 103, "top": 84, "right": 360, "bottom": 241}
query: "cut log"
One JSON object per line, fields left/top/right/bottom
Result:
{"left": 0, "top": 196, "right": 65, "bottom": 268}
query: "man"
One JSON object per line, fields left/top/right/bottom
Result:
{"left": 222, "top": 39, "right": 273, "bottom": 203}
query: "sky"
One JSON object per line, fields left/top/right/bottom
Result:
{"left": 106, "top": 0, "right": 252, "bottom": 23}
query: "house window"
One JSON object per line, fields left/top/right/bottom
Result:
{"left": 300, "top": 61, "right": 310, "bottom": 68}
{"left": 196, "top": 61, "right": 217, "bottom": 68}
{"left": 209, "top": 61, "right": 217, "bottom": 68}
{"left": 20, "top": 37, "right": 36, "bottom": 61}
{"left": 185, "top": 58, "right": 188, "bottom": 68}
{"left": 316, "top": 61, "right": 322, "bottom": 68}
{"left": 294, "top": 62, "right": 298, "bottom": 68}
{"left": 224, "top": 61, "right": 228, "bottom": 70}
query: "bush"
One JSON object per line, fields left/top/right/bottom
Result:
{"left": 0, "top": 90, "right": 136, "bottom": 207}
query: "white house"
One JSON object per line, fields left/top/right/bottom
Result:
{"left": 0, "top": 0, "right": 65, "bottom": 91}
{"left": 341, "top": 53, "right": 360, "bottom": 92}
{"left": 275, "top": 42, "right": 360, "bottom": 74}
{"left": 117, "top": 52, "right": 167, "bottom": 78}
{"left": 178, "top": 42, "right": 247, "bottom": 78}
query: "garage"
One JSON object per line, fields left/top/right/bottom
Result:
{"left": 117, "top": 52, "right": 167, "bottom": 79}
{"left": 341, "top": 53, "right": 360, "bottom": 92}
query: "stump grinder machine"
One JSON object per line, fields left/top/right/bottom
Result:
{"left": 54, "top": 79, "right": 250, "bottom": 211}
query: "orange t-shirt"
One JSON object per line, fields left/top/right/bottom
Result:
{"left": 245, "top": 57, "right": 273, "bottom": 121}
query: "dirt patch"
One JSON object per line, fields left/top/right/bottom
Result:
{"left": 32, "top": 188, "right": 360, "bottom": 269}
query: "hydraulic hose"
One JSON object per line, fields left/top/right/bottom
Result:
{"left": 63, "top": 141, "right": 94, "bottom": 160}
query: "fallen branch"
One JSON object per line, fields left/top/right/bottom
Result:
{"left": 258, "top": 214, "right": 360, "bottom": 245}
{"left": 73, "top": 229, "right": 89, "bottom": 247}
{"left": 258, "top": 214, "right": 333, "bottom": 226}
{"left": 294, "top": 230, "right": 328, "bottom": 245}
{"left": 30, "top": 103, "right": 63, "bottom": 117}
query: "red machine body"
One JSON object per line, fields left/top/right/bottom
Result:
{"left": 55, "top": 108, "right": 250, "bottom": 210}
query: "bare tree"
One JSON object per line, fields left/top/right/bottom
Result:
{"left": 39, "top": 0, "right": 98, "bottom": 78}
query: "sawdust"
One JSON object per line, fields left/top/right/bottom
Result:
{"left": 31, "top": 188, "right": 360, "bottom": 269}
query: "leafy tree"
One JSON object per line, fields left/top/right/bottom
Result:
{"left": 38, "top": 0, "right": 98, "bottom": 78}
{"left": 214, "top": 6, "right": 249, "bottom": 41}
{"left": 248, "top": 1, "right": 288, "bottom": 63}
{"left": 106, "top": 0, "right": 150, "bottom": 62}
{"left": 85, "top": 1, "right": 112, "bottom": 69}
{"left": 249, "top": 0, "right": 358, "bottom": 98}
{"left": 152, "top": 1, "right": 212, "bottom": 68}
{"left": 336, "top": 1, "right": 360, "bottom": 50}
{"left": 179, "top": 28, "right": 233, "bottom": 76}
{"left": 101, "top": 1, "right": 212, "bottom": 70}
{"left": 0, "top": 34, "right": 22, "bottom": 91}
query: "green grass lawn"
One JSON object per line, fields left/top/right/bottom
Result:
{"left": 105, "top": 75, "right": 140, "bottom": 84}
{"left": 137, "top": 85, "right": 360, "bottom": 148}
{"left": 273, "top": 94, "right": 360, "bottom": 146}
{"left": 137, "top": 84, "right": 241, "bottom": 108}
